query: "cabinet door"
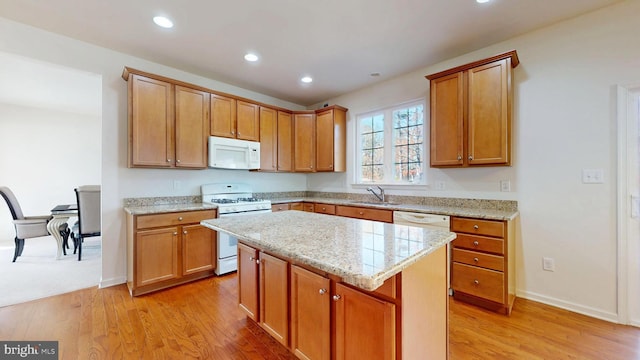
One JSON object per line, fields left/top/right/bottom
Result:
{"left": 277, "top": 111, "right": 293, "bottom": 172}
{"left": 182, "top": 224, "right": 216, "bottom": 276}
{"left": 238, "top": 242, "right": 259, "bottom": 321}
{"left": 291, "top": 266, "right": 330, "bottom": 360}
{"left": 210, "top": 94, "right": 236, "bottom": 138}
{"left": 334, "top": 283, "right": 396, "bottom": 360}
{"left": 135, "top": 227, "right": 180, "bottom": 287}
{"left": 259, "top": 252, "right": 289, "bottom": 347}
{"left": 260, "top": 107, "right": 278, "bottom": 171}
{"left": 175, "top": 86, "right": 209, "bottom": 168}
{"left": 130, "top": 75, "right": 174, "bottom": 167}
{"left": 315, "top": 109, "right": 335, "bottom": 172}
{"left": 429, "top": 72, "right": 464, "bottom": 167}
{"left": 467, "top": 58, "right": 510, "bottom": 165}
{"left": 294, "top": 113, "right": 316, "bottom": 172}
{"left": 237, "top": 100, "right": 260, "bottom": 141}
{"left": 303, "top": 202, "right": 315, "bottom": 212}
{"left": 290, "top": 202, "right": 303, "bottom": 211}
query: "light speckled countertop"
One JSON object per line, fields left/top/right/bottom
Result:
{"left": 124, "top": 203, "right": 217, "bottom": 215}
{"left": 201, "top": 211, "right": 456, "bottom": 291}
{"left": 271, "top": 197, "right": 519, "bottom": 221}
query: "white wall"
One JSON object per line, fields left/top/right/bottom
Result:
{"left": 313, "top": 1, "right": 640, "bottom": 321}
{"left": 1, "top": 0, "right": 638, "bottom": 321}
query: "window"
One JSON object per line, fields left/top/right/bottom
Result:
{"left": 357, "top": 100, "right": 425, "bottom": 185}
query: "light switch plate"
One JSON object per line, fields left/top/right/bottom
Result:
{"left": 582, "top": 169, "right": 604, "bottom": 184}
{"left": 435, "top": 181, "right": 446, "bottom": 190}
{"left": 500, "top": 180, "right": 511, "bottom": 192}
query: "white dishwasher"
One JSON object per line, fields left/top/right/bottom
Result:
{"left": 393, "top": 211, "right": 452, "bottom": 294}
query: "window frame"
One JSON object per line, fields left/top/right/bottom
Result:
{"left": 354, "top": 98, "right": 428, "bottom": 187}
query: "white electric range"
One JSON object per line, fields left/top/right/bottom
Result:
{"left": 201, "top": 183, "right": 271, "bottom": 275}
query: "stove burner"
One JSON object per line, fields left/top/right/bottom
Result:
{"left": 237, "top": 197, "right": 262, "bottom": 202}
{"left": 211, "top": 199, "right": 238, "bottom": 204}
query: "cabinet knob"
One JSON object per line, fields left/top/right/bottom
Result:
{"left": 231, "top": 130, "right": 235, "bottom": 135}
{"left": 359, "top": 211, "right": 364, "bottom": 215}
{"left": 474, "top": 280, "right": 480, "bottom": 285}
{"left": 473, "top": 257, "right": 479, "bottom": 262}
{"left": 332, "top": 294, "right": 341, "bottom": 301}
{"left": 473, "top": 241, "right": 479, "bottom": 246}
{"left": 457, "top": 155, "right": 462, "bottom": 161}
{"left": 329, "top": 165, "right": 333, "bottom": 168}
{"left": 319, "top": 288, "right": 327, "bottom": 295}
{"left": 173, "top": 232, "right": 178, "bottom": 236}
{"left": 178, "top": 217, "right": 183, "bottom": 221}
{"left": 256, "top": 259, "right": 260, "bottom": 264}
{"left": 183, "top": 230, "right": 187, "bottom": 235}
{"left": 473, "top": 225, "right": 479, "bottom": 230}
{"left": 167, "top": 159, "right": 171, "bottom": 162}
{"left": 249, "top": 256, "right": 255, "bottom": 261}
{"left": 468, "top": 155, "right": 473, "bottom": 160}
{"left": 176, "top": 159, "right": 181, "bottom": 163}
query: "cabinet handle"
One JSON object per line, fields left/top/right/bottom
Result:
{"left": 183, "top": 230, "right": 187, "bottom": 235}
{"left": 473, "top": 257, "right": 479, "bottom": 262}
{"left": 473, "top": 224, "right": 479, "bottom": 229}
{"left": 176, "top": 159, "right": 181, "bottom": 163}
{"left": 473, "top": 241, "right": 479, "bottom": 246}
{"left": 249, "top": 256, "right": 255, "bottom": 261}
{"left": 474, "top": 280, "right": 479, "bottom": 285}
{"left": 468, "top": 155, "right": 473, "bottom": 160}
{"left": 231, "top": 130, "right": 235, "bottom": 135}
{"left": 256, "top": 259, "right": 260, "bottom": 264}
{"left": 457, "top": 155, "right": 462, "bottom": 161}
{"left": 332, "top": 295, "right": 341, "bottom": 301}
{"left": 167, "top": 159, "right": 171, "bottom": 162}
{"left": 359, "top": 211, "right": 364, "bottom": 215}
{"left": 319, "top": 289, "right": 327, "bottom": 295}
{"left": 178, "top": 217, "right": 183, "bottom": 221}
{"left": 173, "top": 232, "right": 178, "bottom": 236}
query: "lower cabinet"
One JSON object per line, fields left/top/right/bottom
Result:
{"left": 126, "top": 209, "right": 217, "bottom": 296}
{"left": 335, "top": 205, "right": 393, "bottom": 223}
{"left": 236, "top": 242, "right": 447, "bottom": 360}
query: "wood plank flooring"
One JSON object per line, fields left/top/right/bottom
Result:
{"left": 0, "top": 274, "right": 638, "bottom": 359}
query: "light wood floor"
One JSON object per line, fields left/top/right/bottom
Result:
{"left": 0, "top": 274, "right": 638, "bottom": 359}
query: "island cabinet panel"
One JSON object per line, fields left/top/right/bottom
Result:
{"left": 450, "top": 215, "right": 516, "bottom": 315}
{"left": 238, "top": 242, "right": 259, "bottom": 321}
{"left": 126, "top": 209, "right": 217, "bottom": 296}
{"left": 335, "top": 205, "right": 393, "bottom": 223}
{"left": 210, "top": 93, "right": 236, "bottom": 138}
{"left": 290, "top": 266, "right": 330, "bottom": 360}
{"left": 259, "top": 252, "right": 290, "bottom": 347}
{"left": 334, "top": 283, "right": 396, "bottom": 360}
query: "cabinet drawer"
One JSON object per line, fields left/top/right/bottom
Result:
{"left": 451, "top": 217, "right": 505, "bottom": 238}
{"left": 452, "top": 234, "right": 504, "bottom": 255}
{"left": 452, "top": 248, "right": 504, "bottom": 271}
{"left": 271, "top": 204, "right": 290, "bottom": 212}
{"left": 136, "top": 210, "right": 216, "bottom": 230}
{"left": 452, "top": 263, "right": 504, "bottom": 304}
{"left": 302, "top": 203, "right": 315, "bottom": 212}
{"left": 335, "top": 206, "right": 393, "bottom": 223}
{"left": 314, "top": 204, "right": 336, "bottom": 215}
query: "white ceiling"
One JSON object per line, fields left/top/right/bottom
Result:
{"left": 0, "top": 0, "right": 623, "bottom": 106}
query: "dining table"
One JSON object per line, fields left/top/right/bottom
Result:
{"left": 48, "top": 204, "right": 77, "bottom": 259}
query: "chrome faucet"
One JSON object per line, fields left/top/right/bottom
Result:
{"left": 366, "top": 186, "right": 385, "bottom": 202}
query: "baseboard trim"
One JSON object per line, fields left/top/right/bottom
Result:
{"left": 517, "top": 290, "right": 619, "bottom": 323}
{"left": 99, "top": 276, "right": 126, "bottom": 289}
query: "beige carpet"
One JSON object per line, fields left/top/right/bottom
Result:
{"left": 0, "top": 235, "right": 101, "bottom": 307}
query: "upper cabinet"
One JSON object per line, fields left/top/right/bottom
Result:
{"left": 259, "top": 106, "right": 278, "bottom": 171}
{"left": 125, "top": 70, "right": 208, "bottom": 169}
{"left": 315, "top": 106, "right": 347, "bottom": 172}
{"left": 426, "top": 50, "right": 519, "bottom": 168}
{"left": 236, "top": 100, "right": 260, "bottom": 141}
{"left": 293, "top": 112, "right": 316, "bottom": 172}
{"left": 210, "top": 94, "right": 236, "bottom": 138}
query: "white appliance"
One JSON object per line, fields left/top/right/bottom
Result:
{"left": 208, "top": 136, "right": 261, "bottom": 170}
{"left": 201, "top": 183, "right": 271, "bottom": 275}
{"left": 393, "top": 211, "right": 452, "bottom": 294}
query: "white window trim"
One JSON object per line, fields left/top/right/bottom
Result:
{"left": 354, "top": 98, "right": 427, "bottom": 187}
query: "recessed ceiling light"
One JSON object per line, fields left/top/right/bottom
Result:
{"left": 244, "top": 53, "right": 259, "bottom": 62}
{"left": 476, "top": 0, "right": 490, "bottom": 3}
{"left": 153, "top": 16, "right": 174, "bottom": 28}
{"left": 301, "top": 76, "right": 313, "bottom": 83}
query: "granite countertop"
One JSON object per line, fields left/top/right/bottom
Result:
{"left": 201, "top": 211, "right": 456, "bottom": 291}
{"left": 124, "top": 202, "right": 218, "bottom": 215}
{"left": 271, "top": 197, "right": 519, "bottom": 221}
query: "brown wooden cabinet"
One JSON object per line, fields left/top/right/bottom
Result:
{"left": 290, "top": 265, "right": 331, "bottom": 360}
{"left": 335, "top": 205, "right": 393, "bottom": 223}
{"left": 450, "top": 216, "right": 516, "bottom": 315}
{"left": 259, "top": 252, "right": 289, "bottom": 347}
{"left": 260, "top": 106, "right": 278, "bottom": 171}
{"left": 175, "top": 85, "right": 210, "bottom": 168}
{"left": 271, "top": 203, "right": 290, "bottom": 212}
{"left": 277, "top": 111, "right": 294, "bottom": 172}
{"left": 334, "top": 283, "right": 396, "bottom": 360}
{"left": 237, "top": 100, "right": 260, "bottom": 141}
{"left": 210, "top": 93, "right": 237, "bottom": 138}
{"left": 302, "top": 202, "right": 315, "bottom": 212}
{"left": 126, "top": 209, "right": 217, "bottom": 296}
{"left": 238, "top": 242, "right": 259, "bottom": 321}
{"left": 426, "top": 50, "right": 519, "bottom": 167}
{"left": 315, "top": 106, "right": 347, "bottom": 172}
{"left": 294, "top": 112, "right": 316, "bottom": 172}
{"left": 314, "top": 203, "right": 336, "bottom": 215}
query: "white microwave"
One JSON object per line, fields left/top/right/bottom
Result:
{"left": 208, "top": 136, "right": 261, "bottom": 170}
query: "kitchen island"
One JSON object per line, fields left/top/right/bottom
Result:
{"left": 202, "top": 210, "right": 456, "bottom": 360}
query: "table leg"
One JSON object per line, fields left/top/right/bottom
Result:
{"left": 47, "top": 215, "right": 70, "bottom": 260}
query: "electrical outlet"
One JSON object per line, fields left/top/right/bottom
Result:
{"left": 500, "top": 180, "right": 511, "bottom": 192}
{"left": 435, "top": 181, "right": 446, "bottom": 190}
{"left": 542, "top": 257, "right": 555, "bottom": 271}
{"left": 582, "top": 169, "right": 604, "bottom": 184}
